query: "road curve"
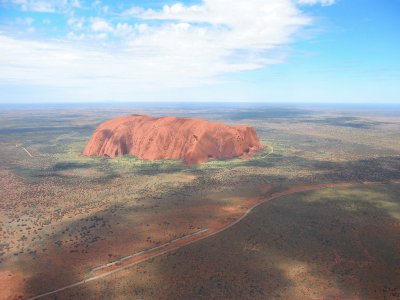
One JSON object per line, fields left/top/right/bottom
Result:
{"left": 27, "top": 180, "right": 392, "bottom": 300}
{"left": 261, "top": 144, "right": 274, "bottom": 158}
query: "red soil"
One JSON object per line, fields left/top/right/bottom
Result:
{"left": 91, "top": 181, "right": 375, "bottom": 277}
{"left": 22, "top": 180, "right": 395, "bottom": 299}
{"left": 0, "top": 271, "right": 26, "bottom": 300}
{"left": 83, "top": 115, "right": 262, "bottom": 165}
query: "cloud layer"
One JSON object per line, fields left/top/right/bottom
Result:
{"left": 0, "top": 0, "right": 334, "bottom": 100}
{"left": 6, "top": 0, "right": 81, "bottom": 13}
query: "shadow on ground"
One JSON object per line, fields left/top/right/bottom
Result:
{"left": 53, "top": 184, "right": 400, "bottom": 299}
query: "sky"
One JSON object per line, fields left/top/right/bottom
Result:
{"left": 0, "top": 0, "right": 399, "bottom": 103}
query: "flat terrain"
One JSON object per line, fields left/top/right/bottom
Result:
{"left": 54, "top": 184, "right": 400, "bottom": 299}
{"left": 0, "top": 104, "right": 399, "bottom": 299}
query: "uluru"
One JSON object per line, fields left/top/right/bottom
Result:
{"left": 83, "top": 115, "right": 262, "bottom": 165}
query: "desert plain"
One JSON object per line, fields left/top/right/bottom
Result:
{"left": 0, "top": 103, "right": 399, "bottom": 299}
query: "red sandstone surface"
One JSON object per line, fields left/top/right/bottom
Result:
{"left": 83, "top": 115, "right": 262, "bottom": 164}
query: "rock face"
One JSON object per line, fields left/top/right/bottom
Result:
{"left": 83, "top": 115, "right": 262, "bottom": 165}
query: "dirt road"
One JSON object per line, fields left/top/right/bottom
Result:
{"left": 27, "top": 180, "right": 394, "bottom": 300}
{"left": 16, "top": 145, "right": 33, "bottom": 157}
{"left": 261, "top": 144, "right": 274, "bottom": 158}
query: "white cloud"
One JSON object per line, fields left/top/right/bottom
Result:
{"left": 297, "top": 0, "right": 335, "bottom": 6}
{"left": 114, "top": 23, "right": 134, "bottom": 37}
{"left": 14, "top": 17, "right": 36, "bottom": 33}
{"left": 138, "top": 0, "right": 310, "bottom": 50}
{"left": 70, "top": 0, "right": 80, "bottom": 8}
{"left": 13, "top": 0, "right": 55, "bottom": 12}
{"left": 90, "top": 17, "right": 113, "bottom": 32}
{"left": 0, "top": 0, "right": 334, "bottom": 100}
{"left": 9, "top": 0, "right": 81, "bottom": 13}
{"left": 66, "top": 31, "right": 85, "bottom": 40}
{"left": 15, "top": 17, "right": 35, "bottom": 25}
{"left": 67, "top": 17, "right": 85, "bottom": 30}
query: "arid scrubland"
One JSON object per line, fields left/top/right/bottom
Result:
{"left": 0, "top": 105, "right": 399, "bottom": 299}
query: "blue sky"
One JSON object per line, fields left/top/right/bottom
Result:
{"left": 0, "top": 0, "right": 399, "bottom": 103}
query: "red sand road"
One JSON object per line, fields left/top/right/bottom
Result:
{"left": 27, "top": 180, "right": 394, "bottom": 300}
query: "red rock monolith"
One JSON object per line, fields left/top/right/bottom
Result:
{"left": 83, "top": 115, "right": 262, "bottom": 165}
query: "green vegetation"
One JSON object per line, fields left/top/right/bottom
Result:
{"left": 57, "top": 184, "right": 400, "bottom": 299}
{"left": 303, "top": 184, "right": 400, "bottom": 220}
{"left": 0, "top": 106, "right": 399, "bottom": 299}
